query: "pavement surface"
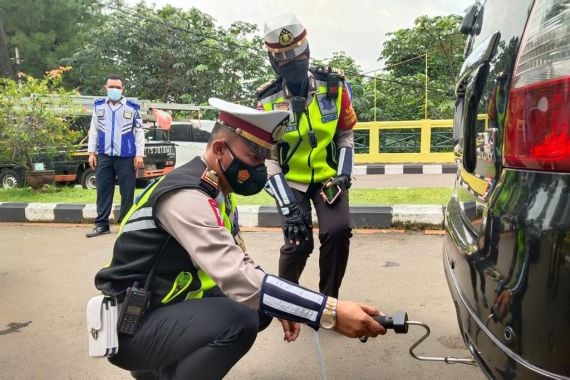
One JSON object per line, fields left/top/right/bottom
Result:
{"left": 0, "top": 223, "right": 483, "bottom": 380}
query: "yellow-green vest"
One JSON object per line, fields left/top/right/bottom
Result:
{"left": 95, "top": 157, "right": 237, "bottom": 309}
{"left": 259, "top": 75, "right": 343, "bottom": 184}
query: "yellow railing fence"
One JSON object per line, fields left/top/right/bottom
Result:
{"left": 353, "top": 114, "right": 488, "bottom": 164}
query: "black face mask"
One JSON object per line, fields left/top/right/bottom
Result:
{"left": 219, "top": 143, "right": 267, "bottom": 196}
{"left": 277, "top": 59, "right": 309, "bottom": 86}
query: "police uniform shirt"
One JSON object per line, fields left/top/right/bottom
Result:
{"left": 87, "top": 97, "right": 145, "bottom": 157}
{"left": 155, "top": 187, "right": 264, "bottom": 308}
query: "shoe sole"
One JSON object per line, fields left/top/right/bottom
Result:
{"left": 86, "top": 231, "right": 111, "bottom": 238}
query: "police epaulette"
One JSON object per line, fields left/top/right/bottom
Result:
{"left": 311, "top": 66, "right": 345, "bottom": 80}
{"left": 256, "top": 78, "right": 282, "bottom": 98}
{"left": 126, "top": 99, "right": 141, "bottom": 110}
{"left": 94, "top": 98, "right": 106, "bottom": 106}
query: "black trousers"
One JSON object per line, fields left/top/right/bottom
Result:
{"left": 95, "top": 154, "right": 136, "bottom": 228}
{"left": 110, "top": 297, "right": 266, "bottom": 380}
{"left": 278, "top": 185, "right": 352, "bottom": 298}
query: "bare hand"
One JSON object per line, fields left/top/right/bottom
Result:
{"left": 334, "top": 300, "right": 386, "bottom": 338}
{"left": 134, "top": 156, "right": 144, "bottom": 170}
{"left": 88, "top": 153, "right": 97, "bottom": 169}
{"left": 279, "top": 318, "right": 300, "bottom": 342}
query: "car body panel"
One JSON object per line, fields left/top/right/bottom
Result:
{"left": 445, "top": 0, "right": 570, "bottom": 378}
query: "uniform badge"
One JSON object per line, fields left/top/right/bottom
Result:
{"left": 237, "top": 169, "right": 250, "bottom": 183}
{"left": 208, "top": 199, "right": 225, "bottom": 227}
{"left": 279, "top": 29, "right": 294, "bottom": 46}
{"left": 316, "top": 94, "right": 338, "bottom": 123}
{"left": 123, "top": 110, "right": 133, "bottom": 119}
{"left": 96, "top": 109, "right": 105, "bottom": 119}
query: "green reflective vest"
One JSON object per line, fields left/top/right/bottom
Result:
{"left": 95, "top": 157, "right": 237, "bottom": 309}
{"left": 258, "top": 73, "right": 343, "bottom": 184}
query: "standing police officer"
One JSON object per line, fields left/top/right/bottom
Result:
{"left": 257, "top": 13, "right": 357, "bottom": 298}
{"left": 86, "top": 75, "right": 145, "bottom": 238}
{"left": 94, "top": 98, "right": 384, "bottom": 379}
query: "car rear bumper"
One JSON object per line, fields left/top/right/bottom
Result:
{"left": 443, "top": 243, "right": 570, "bottom": 380}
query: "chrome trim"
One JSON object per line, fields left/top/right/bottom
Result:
{"left": 444, "top": 248, "right": 570, "bottom": 380}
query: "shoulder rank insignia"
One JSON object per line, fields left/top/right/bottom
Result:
{"left": 256, "top": 79, "right": 278, "bottom": 96}
{"left": 314, "top": 66, "right": 345, "bottom": 79}
{"left": 201, "top": 169, "right": 219, "bottom": 189}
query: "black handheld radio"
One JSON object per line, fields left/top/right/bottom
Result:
{"left": 117, "top": 282, "right": 150, "bottom": 335}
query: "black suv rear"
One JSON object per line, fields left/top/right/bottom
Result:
{"left": 444, "top": 0, "right": 570, "bottom": 378}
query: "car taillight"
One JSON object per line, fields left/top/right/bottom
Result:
{"left": 503, "top": 0, "right": 570, "bottom": 171}
{"left": 165, "top": 160, "right": 175, "bottom": 167}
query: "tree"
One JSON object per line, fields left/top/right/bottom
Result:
{"left": 63, "top": 3, "right": 272, "bottom": 106}
{"left": 0, "top": 11, "right": 13, "bottom": 78}
{"left": 381, "top": 15, "right": 465, "bottom": 86}
{"left": 0, "top": 0, "right": 98, "bottom": 81}
{"left": 0, "top": 67, "right": 81, "bottom": 171}
{"left": 360, "top": 14, "right": 466, "bottom": 121}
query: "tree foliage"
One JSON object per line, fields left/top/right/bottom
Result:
{"left": 63, "top": 3, "right": 272, "bottom": 106}
{"left": 0, "top": 68, "right": 81, "bottom": 169}
{"left": 0, "top": 0, "right": 98, "bottom": 79}
{"left": 366, "top": 14, "right": 466, "bottom": 121}
{"left": 0, "top": 0, "right": 466, "bottom": 122}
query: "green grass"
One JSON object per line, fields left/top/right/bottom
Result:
{"left": 0, "top": 186, "right": 452, "bottom": 205}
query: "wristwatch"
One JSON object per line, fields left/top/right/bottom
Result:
{"left": 319, "top": 297, "right": 338, "bottom": 330}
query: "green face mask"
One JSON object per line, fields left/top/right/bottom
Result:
{"left": 219, "top": 143, "right": 268, "bottom": 196}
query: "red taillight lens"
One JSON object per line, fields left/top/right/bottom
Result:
{"left": 503, "top": 0, "right": 570, "bottom": 171}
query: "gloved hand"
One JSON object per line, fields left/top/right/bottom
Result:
{"left": 281, "top": 202, "right": 311, "bottom": 244}
{"left": 329, "top": 174, "right": 352, "bottom": 190}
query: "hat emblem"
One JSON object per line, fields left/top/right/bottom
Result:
{"left": 279, "top": 29, "right": 295, "bottom": 46}
{"left": 237, "top": 169, "right": 250, "bottom": 183}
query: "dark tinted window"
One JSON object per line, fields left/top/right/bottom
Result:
{"left": 169, "top": 124, "right": 191, "bottom": 141}
{"left": 192, "top": 127, "right": 211, "bottom": 143}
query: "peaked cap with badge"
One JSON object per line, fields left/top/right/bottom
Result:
{"left": 208, "top": 98, "right": 289, "bottom": 158}
{"left": 263, "top": 12, "right": 308, "bottom": 61}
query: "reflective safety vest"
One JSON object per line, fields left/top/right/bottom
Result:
{"left": 94, "top": 157, "right": 237, "bottom": 309}
{"left": 93, "top": 97, "right": 141, "bottom": 157}
{"left": 258, "top": 71, "right": 343, "bottom": 184}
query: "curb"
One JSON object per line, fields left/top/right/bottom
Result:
{"left": 354, "top": 163, "right": 456, "bottom": 175}
{"left": 0, "top": 202, "right": 445, "bottom": 229}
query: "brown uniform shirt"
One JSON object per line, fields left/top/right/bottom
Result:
{"left": 155, "top": 189, "right": 264, "bottom": 309}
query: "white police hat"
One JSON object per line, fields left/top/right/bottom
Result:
{"left": 263, "top": 12, "right": 308, "bottom": 61}
{"left": 208, "top": 98, "right": 289, "bottom": 154}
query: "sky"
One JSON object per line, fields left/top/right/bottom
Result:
{"left": 128, "top": 0, "right": 474, "bottom": 73}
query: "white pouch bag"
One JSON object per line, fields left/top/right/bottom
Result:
{"left": 86, "top": 295, "right": 119, "bottom": 358}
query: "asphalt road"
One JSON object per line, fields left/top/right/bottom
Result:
{"left": 0, "top": 224, "right": 483, "bottom": 380}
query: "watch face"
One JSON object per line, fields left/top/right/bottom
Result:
{"left": 320, "top": 313, "right": 335, "bottom": 329}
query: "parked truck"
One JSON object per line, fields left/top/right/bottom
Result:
{"left": 0, "top": 96, "right": 208, "bottom": 189}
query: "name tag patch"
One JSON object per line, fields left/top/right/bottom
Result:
{"left": 96, "top": 109, "right": 105, "bottom": 119}
{"left": 321, "top": 114, "right": 338, "bottom": 123}
{"left": 285, "top": 124, "right": 298, "bottom": 133}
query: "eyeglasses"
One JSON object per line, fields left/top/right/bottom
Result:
{"left": 275, "top": 52, "right": 309, "bottom": 68}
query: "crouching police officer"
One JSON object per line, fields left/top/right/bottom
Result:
{"left": 94, "top": 98, "right": 385, "bottom": 380}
